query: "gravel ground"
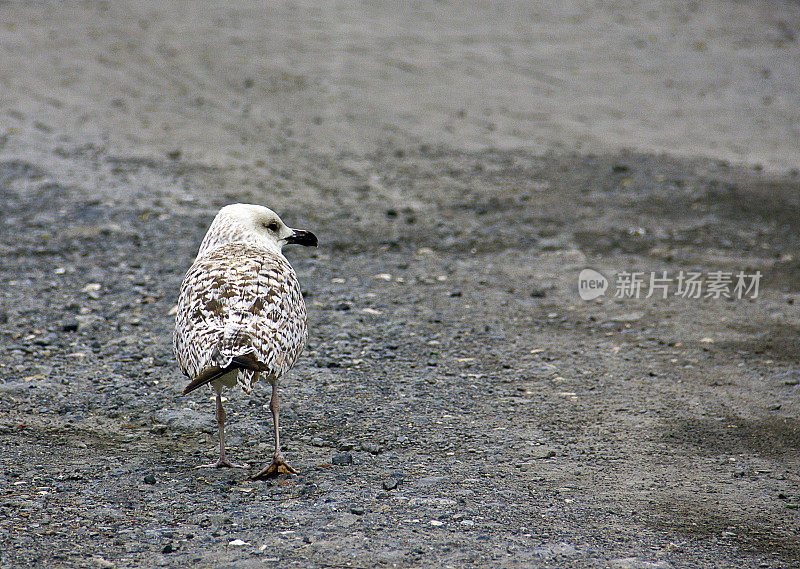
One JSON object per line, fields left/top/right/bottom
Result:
{"left": 1, "top": 2, "right": 800, "bottom": 568}
{"left": 1, "top": 149, "right": 799, "bottom": 568}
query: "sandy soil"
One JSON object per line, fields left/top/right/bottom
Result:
{"left": 1, "top": 0, "right": 799, "bottom": 172}
{"left": 1, "top": 1, "right": 799, "bottom": 568}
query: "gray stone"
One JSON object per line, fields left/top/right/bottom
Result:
{"left": 383, "top": 477, "right": 403, "bottom": 491}
{"left": 331, "top": 453, "right": 353, "bottom": 466}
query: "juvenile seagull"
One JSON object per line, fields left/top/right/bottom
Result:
{"left": 174, "top": 203, "right": 317, "bottom": 478}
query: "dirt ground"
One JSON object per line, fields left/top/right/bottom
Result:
{"left": 1, "top": 2, "right": 800, "bottom": 568}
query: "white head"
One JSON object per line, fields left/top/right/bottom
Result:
{"left": 198, "top": 203, "right": 318, "bottom": 256}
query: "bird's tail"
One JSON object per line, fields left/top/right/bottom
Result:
{"left": 181, "top": 352, "right": 268, "bottom": 396}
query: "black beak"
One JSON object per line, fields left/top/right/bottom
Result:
{"left": 286, "top": 229, "right": 318, "bottom": 247}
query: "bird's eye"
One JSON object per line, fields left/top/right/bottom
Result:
{"left": 264, "top": 221, "right": 279, "bottom": 232}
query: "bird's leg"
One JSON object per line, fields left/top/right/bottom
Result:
{"left": 195, "top": 391, "right": 250, "bottom": 470}
{"left": 253, "top": 382, "right": 297, "bottom": 478}
{"left": 268, "top": 383, "right": 296, "bottom": 473}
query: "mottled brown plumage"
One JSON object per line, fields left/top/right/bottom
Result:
{"left": 175, "top": 242, "right": 308, "bottom": 393}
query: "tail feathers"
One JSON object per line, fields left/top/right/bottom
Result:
{"left": 182, "top": 353, "right": 269, "bottom": 396}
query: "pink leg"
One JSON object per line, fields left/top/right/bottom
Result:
{"left": 252, "top": 382, "right": 297, "bottom": 478}
{"left": 195, "top": 391, "right": 250, "bottom": 470}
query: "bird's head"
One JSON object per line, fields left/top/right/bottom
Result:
{"left": 200, "top": 203, "right": 318, "bottom": 255}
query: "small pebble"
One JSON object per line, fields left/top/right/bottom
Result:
{"left": 383, "top": 477, "right": 403, "bottom": 491}
{"left": 161, "top": 543, "right": 175, "bottom": 554}
{"left": 92, "top": 557, "right": 114, "bottom": 569}
{"left": 143, "top": 474, "right": 157, "bottom": 485}
{"left": 361, "top": 442, "right": 382, "bottom": 454}
{"left": 332, "top": 453, "right": 353, "bottom": 466}
{"left": 350, "top": 506, "right": 365, "bottom": 515}
{"left": 532, "top": 447, "right": 556, "bottom": 459}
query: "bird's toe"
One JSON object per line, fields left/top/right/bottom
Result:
{"left": 194, "top": 459, "right": 250, "bottom": 470}
{"left": 252, "top": 456, "right": 298, "bottom": 479}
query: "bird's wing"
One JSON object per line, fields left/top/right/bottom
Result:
{"left": 173, "top": 243, "right": 308, "bottom": 391}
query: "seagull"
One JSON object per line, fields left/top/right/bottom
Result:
{"left": 173, "top": 203, "right": 317, "bottom": 478}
